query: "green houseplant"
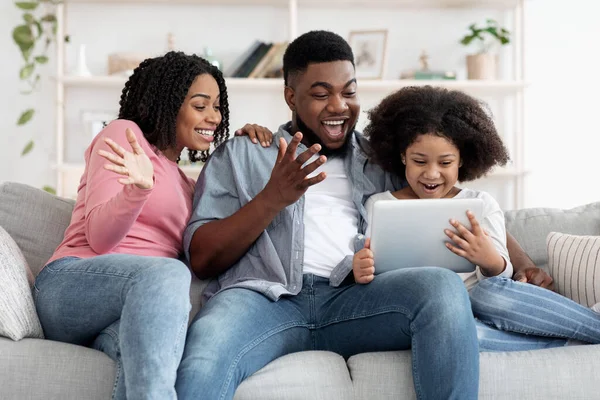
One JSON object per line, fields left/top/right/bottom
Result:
{"left": 12, "top": 0, "right": 68, "bottom": 194}
{"left": 12, "top": 0, "right": 66, "bottom": 159}
{"left": 460, "top": 19, "right": 510, "bottom": 80}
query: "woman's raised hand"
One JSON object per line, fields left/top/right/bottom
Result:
{"left": 97, "top": 128, "right": 154, "bottom": 190}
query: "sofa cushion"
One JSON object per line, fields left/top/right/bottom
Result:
{"left": 0, "top": 226, "right": 44, "bottom": 341}
{"left": 547, "top": 232, "right": 600, "bottom": 307}
{"left": 348, "top": 345, "right": 600, "bottom": 399}
{"left": 0, "top": 337, "right": 115, "bottom": 400}
{"left": 0, "top": 183, "right": 75, "bottom": 276}
{"left": 504, "top": 201, "right": 600, "bottom": 271}
{"left": 235, "top": 351, "right": 353, "bottom": 400}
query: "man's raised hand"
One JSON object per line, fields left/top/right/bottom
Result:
{"left": 262, "top": 132, "right": 326, "bottom": 210}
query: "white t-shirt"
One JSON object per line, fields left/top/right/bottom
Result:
{"left": 303, "top": 157, "right": 358, "bottom": 278}
{"left": 364, "top": 188, "right": 513, "bottom": 290}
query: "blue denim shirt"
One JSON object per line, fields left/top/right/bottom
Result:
{"left": 184, "top": 123, "right": 404, "bottom": 301}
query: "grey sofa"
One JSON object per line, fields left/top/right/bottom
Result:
{"left": 1, "top": 181, "right": 599, "bottom": 400}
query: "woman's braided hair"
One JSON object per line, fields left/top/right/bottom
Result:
{"left": 118, "top": 51, "right": 229, "bottom": 162}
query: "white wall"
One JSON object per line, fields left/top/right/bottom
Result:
{"left": 1, "top": 1, "right": 598, "bottom": 209}
{"left": 524, "top": 0, "right": 600, "bottom": 209}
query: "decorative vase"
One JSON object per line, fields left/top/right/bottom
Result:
{"left": 466, "top": 53, "right": 497, "bottom": 80}
{"left": 73, "top": 44, "right": 92, "bottom": 77}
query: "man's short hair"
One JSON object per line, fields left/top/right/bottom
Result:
{"left": 283, "top": 30, "right": 355, "bottom": 86}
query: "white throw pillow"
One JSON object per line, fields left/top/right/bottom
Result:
{"left": 0, "top": 225, "right": 44, "bottom": 340}
{"left": 547, "top": 232, "right": 600, "bottom": 307}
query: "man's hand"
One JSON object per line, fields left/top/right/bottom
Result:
{"left": 513, "top": 267, "right": 554, "bottom": 290}
{"left": 235, "top": 123, "right": 273, "bottom": 147}
{"left": 353, "top": 238, "right": 375, "bottom": 284}
{"left": 261, "top": 132, "right": 326, "bottom": 210}
{"left": 506, "top": 232, "right": 554, "bottom": 290}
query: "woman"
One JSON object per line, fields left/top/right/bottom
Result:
{"left": 33, "top": 51, "right": 271, "bottom": 400}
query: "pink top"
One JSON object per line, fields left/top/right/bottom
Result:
{"left": 46, "top": 119, "right": 196, "bottom": 266}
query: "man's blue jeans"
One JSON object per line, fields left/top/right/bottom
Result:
{"left": 472, "top": 276, "right": 600, "bottom": 351}
{"left": 176, "top": 268, "right": 480, "bottom": 400}
{"left": 33, "top": 255, "right": 192, "bottom": 400}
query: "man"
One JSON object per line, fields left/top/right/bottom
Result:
{"left": 175, "top": 31, "right": 550, "bottom": 399}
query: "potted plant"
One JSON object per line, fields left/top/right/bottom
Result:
{"left": 12, "top": 0, "right": 67, "bottom": 194}
{"left": 460, "top": 19, "right": 510, "bottom": 80}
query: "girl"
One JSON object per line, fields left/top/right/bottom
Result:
{"left": 34, "top": 51, "right": 271, "bottom": 400}
{"left": 354, "top": 85, "right": 600, "bottom": 351}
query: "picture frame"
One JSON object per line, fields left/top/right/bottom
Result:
{"left": 81, "top": 110, "right": 117, "bottom": 141}
{"left": 348, "top": 30, "right": 388, "bottom": 79}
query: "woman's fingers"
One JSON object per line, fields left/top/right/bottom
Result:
{"left": 98, "top": 149, "right": 124, "bottom": 166}
{"left": 104, "top": 164, "right": 129, "bottom": 176}
{"left": 126, "top": 128, "right": 145, "bottom": 155}
{"left": 104, "top": 137, "right": 127, "bottom": 158}
{"left": 118, "top": 177, "right": 135, "bottom": 186}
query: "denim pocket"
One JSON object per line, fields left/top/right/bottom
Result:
{"left": 43, "top": 256, "right": 79, "bottom": 272}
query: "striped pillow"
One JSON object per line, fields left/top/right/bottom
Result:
{"left": 546, "top": 232, "right": 600, "bottom": 307}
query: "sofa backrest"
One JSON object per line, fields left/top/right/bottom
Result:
{"left": 504, "top": 202, "right": 600, "bottom": 271}
{"left": 0, "top": 182, "right": 75, "bottom": 276}
{"left": 1, "top": 181, "right": 599, "bottom": 276}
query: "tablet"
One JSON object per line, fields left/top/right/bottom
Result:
{"left": 369, "top": 198, "right": 484, "bottom": 274}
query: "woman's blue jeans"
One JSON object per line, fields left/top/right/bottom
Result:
{"left": 33, "top": 255, "right": 192, "bottom": 400}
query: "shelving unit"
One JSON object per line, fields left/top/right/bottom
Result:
{"left": 55, "top": 0, "right": 527, "bottom": 209}
{"left": 58, "top": 75, "right": 528, "bottom": 94}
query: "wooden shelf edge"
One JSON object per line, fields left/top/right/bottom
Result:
{"left": 65, "top": 0, "right": 520, "bottom": 9}
{"left": 56, "top": 75, "right": 528, "bottom": 93}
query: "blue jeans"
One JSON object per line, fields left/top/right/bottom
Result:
{"left": 471, "top": 276, "right": 600, "bottom": 351}
{"left": 33, "top": 255, "right": 192, "bottom": 400}
{"left": 176, "top": 268, "right": 479, "bottom": 400}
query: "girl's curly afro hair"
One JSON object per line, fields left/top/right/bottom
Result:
{"left": 118, "top": 51, "right": 229, "bottom": 163}
{"left": 364, "top": 85, "right": 509, "bottom": 182}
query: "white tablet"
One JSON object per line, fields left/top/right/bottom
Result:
{"left": 369, "top": 198, "right": 484, "bottom": 274}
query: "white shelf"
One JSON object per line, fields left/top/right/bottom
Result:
{"left": 58, "top": 75, "right": 285, "bottom": 90}
{"left": 357, "top": 79, "right": 528, "bottom": 94}
{"left": 65, "top": 0, "right": 520, "bottom": 9}
{"left": 58, "top": 75, "right": 527, "bottom": 94}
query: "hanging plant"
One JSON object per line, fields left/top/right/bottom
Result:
{"left": 12, "top": 0, "right": 68, "bottom": 159}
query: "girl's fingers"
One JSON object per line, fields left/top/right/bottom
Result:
{"left": 446, "top": 242, "right": 467, "bottom": 258}
{"left": 445, "top": 229, "right": 470, "bottom": 250}
{"left": 359, "top": 258, "right": 374, "bottom": 269}
{"left": 357, "top": 274, "right": 374, "bottom": 284}
{"left": 450, "top": 219, "right": 474, "bottom": 240}
{"left": 466, "top": 211, "right": 483, "bottom": 235}
{"left": 360, "top": 266, "right": 375, "bottom": 276}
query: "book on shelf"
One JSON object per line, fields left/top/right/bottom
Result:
{"left": 225, "top": 41, "right": 288, "bottom": 79}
